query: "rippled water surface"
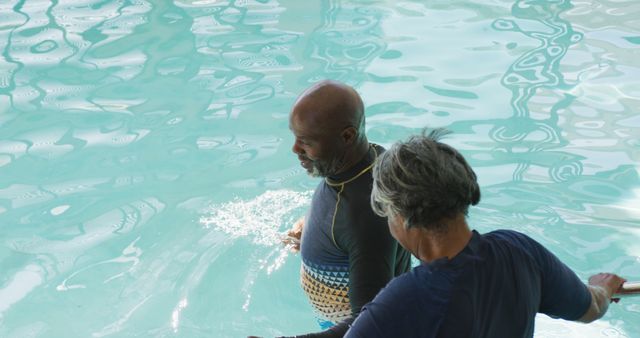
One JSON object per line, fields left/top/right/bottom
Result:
{"left": 1, "top": 0, "right": 639, "bottom": 337}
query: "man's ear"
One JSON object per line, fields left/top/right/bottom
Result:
{"left": 341, "top": 126, "right": 357, "bottom": 145}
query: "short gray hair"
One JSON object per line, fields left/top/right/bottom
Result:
{"left": 371, "top": 129, "right": 481, "bottom": 231}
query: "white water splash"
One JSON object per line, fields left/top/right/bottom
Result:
{"left": 200, "top": 189, "right": 312, "bottom": 312}
{"left": 199, "top": 189, "right": 311, "bottom": 246}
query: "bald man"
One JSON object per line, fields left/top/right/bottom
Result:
{"left": 284, "top": 81, "right": 411, "bottom": 337}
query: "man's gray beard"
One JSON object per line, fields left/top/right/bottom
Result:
{"left": 307, "top": 165, "right": 321, "bottom": 177}
{"left": 308, "top": 155, "right": 344, "bottom": 178}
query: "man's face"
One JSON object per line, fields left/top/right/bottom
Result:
{"left": 289, "top": 113, "right": 345, "bottom": 177}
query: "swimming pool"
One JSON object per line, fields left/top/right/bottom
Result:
{"left": 0, "top": 0, "right": 638, "bottom": 336}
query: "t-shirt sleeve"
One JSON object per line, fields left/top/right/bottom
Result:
{"left": 497, "top": 231, "right": 592, "bottom": 320}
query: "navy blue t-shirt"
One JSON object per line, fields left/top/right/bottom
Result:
{"left": 345, "top": 230, "right": 592, "bottom": 338}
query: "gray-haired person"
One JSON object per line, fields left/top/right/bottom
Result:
{"left": 345, "top": 129, "right": 626, "bottom": 338}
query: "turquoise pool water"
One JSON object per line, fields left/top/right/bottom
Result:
{"left": 1, "top": 0, "right": 639, "bottom": 337}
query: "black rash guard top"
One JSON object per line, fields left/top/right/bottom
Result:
{"left": 298, "top": 144, "right": 412, "bottom": 337}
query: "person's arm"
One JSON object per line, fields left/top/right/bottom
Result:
{"left": 498, "top": 231, "right": 624, "bottom": 321}
{"left": 577, "top": 273, "right": 626, "bottom": 323}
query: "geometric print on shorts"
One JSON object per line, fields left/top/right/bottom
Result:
{"left": 300, "top": 259, "right": 351, "bottom": 323}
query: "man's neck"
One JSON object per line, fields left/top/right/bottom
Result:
{"left": 334, "top": 140, "right": 370, "bottom": 175}
{"left": 414, "top": 214, "right": 473, "bottom": 263}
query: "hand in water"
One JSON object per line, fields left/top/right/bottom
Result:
{"left": 588, "top": 273, "right": 626, "bottom": 303}
{"left": 282, "top": 217, "right": 304, "bottom": 252}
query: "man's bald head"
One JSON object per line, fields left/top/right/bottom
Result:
{"left": 289, "top": 80, "right": 369, "bottom": 177}
{"left": 291, "top": 80, "right": 365, "bottom": 135}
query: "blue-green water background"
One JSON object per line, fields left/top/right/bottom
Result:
{"left": 1, "top": 0, "right": 639, "bottom": 337}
